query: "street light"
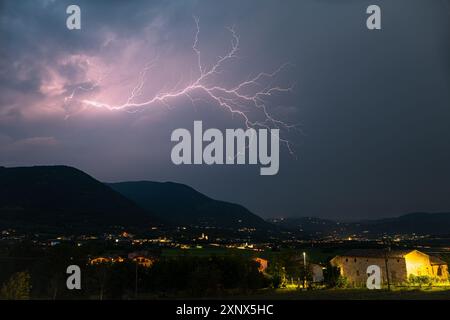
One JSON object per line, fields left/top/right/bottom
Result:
{"left": 302, "top": 252, "right": 307, "bottom": 289}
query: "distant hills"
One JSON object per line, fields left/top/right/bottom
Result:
{"left": 108, "top": 181, "right": 274, "bottom": 231}
{"left": 351, "top": 212, "right": 450, "bottom": 236}
{"left": 0, "top": 166, "right": 272, "bottom": 233}
{"left": 269, "top": 212, "right": 450, "bottom": 237}
{"left": 0, "top": 166, "right": 156, "bottom": 232}
{"left": 0, "top": 165, "right": 449, "bottom": 237}
{"left": 267, "top": 217, "right": 344, "bottom": 237}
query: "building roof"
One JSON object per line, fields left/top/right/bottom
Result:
{"left": 334, "top": 249, "right": 448, "bottom": 266}
{"left": 336, "top": 249, "right": 413, "bottom": 259}
{"left": 430, "top": 256, "right": 447, "bottom": 265}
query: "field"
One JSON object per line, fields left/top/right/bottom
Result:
{"left": 158, "top": 246, "right": 450, "bottom": 300}
{"left": 160, "top": 246, "right": 349, "bottom": 264}
{"left": 231, "top": 287, "right": 450, "bottom": 300}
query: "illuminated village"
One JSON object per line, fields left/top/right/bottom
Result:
{"left": 1, "top": 223, "right": 449, "bottom": 299}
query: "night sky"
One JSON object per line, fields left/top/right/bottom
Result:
{"left": 0, "top": 0, "right": 449, "bottom": 220}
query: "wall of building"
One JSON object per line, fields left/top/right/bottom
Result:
{"left": 331, "top": 256, "right": 407, "bottom": 286}
{"left": 404, "top": 251, "right": 432, "bottom": 277}
{"left": 310, "top": 264, "right": 324, "bottom": 283}
{"left": 404, "top": 251, "right": 449, "bottom": 281}
{"left": 431, "top": 264, "right": 449, "bottom": 281}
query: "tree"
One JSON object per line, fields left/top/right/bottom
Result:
{"left": 266, "top": 260, "right": 287, "bottom": 288}
{"left": 335, "top": 275, "right": 349, "bottom": 288}
{"left": 1, "top": 272, "right": 31, "bottom": 300}
{"left": 323, "top": 262, "right": 341, "bottom": 288}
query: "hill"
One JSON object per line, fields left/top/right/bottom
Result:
{"left": 108, "top": 181, "right": 274, "bottom": 231}
{"left": 269, "top": 212, "right": 450, "bottom": 237}
{"left": 357, "top": 212, "right": 450, "bottom": 236}
{"left": 0, "top": 166, "right": 157, "bottom": 232}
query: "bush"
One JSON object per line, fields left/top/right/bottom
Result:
{"left": 1, "top": 272, "right": 31, "bottom": 300}
{"left": 266, "top": 261, "right": 286, "bottom": 289}
{"left": 335, "top": 276, "right": 350, "bottom": 288}
{"left": 144, "top": 256, "right": 268, "bottom": 297}
{"left": 408, "top": 275, "right": 433, "bottom": 287}
{"left": 323, "top": 263, "right": 340, "bottom": 288}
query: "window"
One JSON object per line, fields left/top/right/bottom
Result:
{"left": 345, "top": 258, "right": 348, "bottom": 262}
{"left": 354, "top": 258, "right": 357, "bottom": 263}
{"left": 437, "top": 266, "right": 442, "bottom": 276}
{"left": 356, "top": 270, "right": 360, "bottom": 276}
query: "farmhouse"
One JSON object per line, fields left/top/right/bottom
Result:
{"left": 254, "top": 257, "right": 268, "bottom": 273}
{"left": 330, "top": 249, "right": 448, "bottom": 286}
{"left": 128, "top": 251, "right": 156, "bottom": 267}
{"left": 89, "top": 255, "right": 124, "bottom": 265}
{"left": 310, "top": 263, "right": 324, "bottom": 283}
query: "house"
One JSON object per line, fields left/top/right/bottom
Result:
{"left": 89, "top": 250, "right": 157, "bottom": 267}
{"left": 128, "top": 251, "right": 155, "bottom": 268}
{"left": 309, "top": 263, "right": 324, "bottom": 283}
{"left": 89, "top": 255, "right": 124, "bottom": 265}
{"left": 131, "top": 256, "right": 154, "bottom": 267}
{"left": 289, "top": 255, "right": 324, "bottom": 285}
{"left": 330, "top": 249, "right": 448, "bottom": 287}
{"left": 254, "top": 257, "right": 268, "bottom": 273}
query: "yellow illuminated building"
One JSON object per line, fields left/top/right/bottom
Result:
{"left": 132, "top": 256, "right": 154, "bottom": 268}
{"left": 89, "top": 257, "right": 111, "bottom": 265}
{"left": 89, "top": 256, "right": 124, "bottom": 265}
{"left": 254, "top": 257, "right": 268, "bottom": 273}
{"left": 330, "top": 249, "right": 448, "bottom": 286}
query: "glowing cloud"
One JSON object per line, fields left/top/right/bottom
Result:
{"left": 66, "top": 18, "right": 298, "bottom": 153}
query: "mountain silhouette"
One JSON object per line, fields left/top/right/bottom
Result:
{"left": 1, "top": 165, "right": 448, "bottom": 236}
{"left": 0, "top": 166, "right": 157, "bottom": 232}
{"left": 269, "top": 212, "right": 450, "bottom": 236}
{"left": 108, "top": 181, "right": 274, "bottom": 231}
{"left": 356, "top": 212, "right": 450, "bottom": 235}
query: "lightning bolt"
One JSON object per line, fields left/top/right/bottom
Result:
{"left": 63, "top": 59, "right": 110, "bottom": 119}
{"left": 69, "top": 18, "right": 299, "bottom": 154}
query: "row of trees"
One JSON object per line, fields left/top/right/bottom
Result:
{"left": 1, "top": 243, "right": 351, "bottom": 299}
{"left": 1, "top": 245, "right": 270, "bottom": 299}
{"left": 1, "top": 272, "right": 31, "bottom": 299}
{"left": 264, "top": 252, "right": 343, "bottom": 289}
{"left": 83, "top": 256, "right": 270, "bottom": 299}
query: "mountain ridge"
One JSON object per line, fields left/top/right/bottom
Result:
{"left": 1, "top": 165, "right": 449, "bottom": 237}
{"left": 268, "top": 212, "right": 450, "bottom": 236}
{"left": 108, "top": 181, "right": 275, "bottom": 231}
{"left": 0, "top": 165, "right": 158, "bottom": 232}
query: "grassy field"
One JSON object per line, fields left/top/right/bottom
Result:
{"left": 161, "top": 247, "right": 257, "bottom": 258}
{"left": 158, "top": 246, "right": 450, "bottom": 300}
{"left": 232, "top": 287, "right": 450, "bottom": 300}
{"left": 160, "top": 246, "right": 347, "bottom": 264}
{"left": 141, "top": 287, "right": 450, "bottom": 300}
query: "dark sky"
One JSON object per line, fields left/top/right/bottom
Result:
{"left": 0, "top": 0, "right": 449, "bottom": 220}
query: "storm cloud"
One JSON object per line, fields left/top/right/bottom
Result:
{"left": 0, "top": 0, "right": 449, "bottom": 220}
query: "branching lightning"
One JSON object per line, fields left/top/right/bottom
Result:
{"left": 68, "top": 18, "right": 298, "bottom": 153}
